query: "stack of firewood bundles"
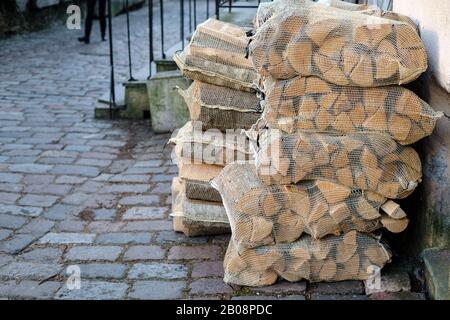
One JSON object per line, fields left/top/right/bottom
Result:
{"left": 171, "top": 19, "right": 263, "bottom": 236}
{"left": 174, "top": 18, "right": 258, "bottom": 92}
{"left": 213, "top": 0, "right": 442, "bottom": 286}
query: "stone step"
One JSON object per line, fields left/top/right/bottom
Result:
{"left": 422, "top": 247, "right": 450, "bottom": 300}
{"left": 97, "top": 85, "right": 126, "bottom": 108}
{"left": 147, "top": 70, "right": 191, "bottom": 133}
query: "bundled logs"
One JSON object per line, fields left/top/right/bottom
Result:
{"left": 257, "top": 1, "right": 418, "bottom": 30}
{"left": 169, "top": 122, "right": 252, "bottom": 166}
{"left": 178, "top": 162, "right": 224, "bottom": 203}
{"left": 321, "top": 0, "right": 418, "bottom": 30}
{"left": 172, "top": 154, "right": 229, "bottom": 235}
{"left": 262, "top": 76, "right": 442, "bottom": 144}
{"left": 254, "top": 0, "right": 366, "bottom": 29}
{"left": 179, "top": 81, "right": 262, "bottom": 132}
{"left": 249, "top": 1, "right": 427, "bottom": 86}
{"left": 171, "top": 19, "right": 263, "bottom": 236}
{"left": 214, "top": 1, "right": 440, "bottom": 287}
{"left": 213, "top": 163, "right": 408, "bottom": 251}
{"left": 223, "top": 231, "right": 392, "bottom": 286}
{"left": 172, "top": 178, "right": 230, "bottom": 236}
{"left": 174, "top": 19, "right": 258, "bottom": 92}
{"left": 253, "top": 128, "right": 422, "bottom": 199}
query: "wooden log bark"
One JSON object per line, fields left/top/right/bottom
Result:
{"left": 250, "top": 3, "right": 427, "bottom": 86}
{"left": 262, "top": 76, "right": 441, "bottom": 145}
{"left": 223, "top": 231, "right": 392, "bottom": 286}
{"left": 214, "top": 164, "right": 408, "bottom": 252}
{"left": 254, "top": 129, "right": 422, "bottom": 198}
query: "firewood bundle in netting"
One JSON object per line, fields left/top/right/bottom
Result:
{"left": 180, "top": 81, "right": 262, "bottom": 132}
{"left": 223, "top": 230, "right": 392, "bottom": 286}
{"left": 169, "top": 121, "right": 252, "bottom": 166}
{"left": 177, "top": 161, "right": 224, "bottom": 203}
{"left": 251, "top": 127, "right": 422, "bottom": 199}
{"left": 172, "top": 178, "right": 230, "bottom": 236}
{"left": 261, "top": 76, "right": 442, "bottom": 144}
{"left": 255, "top": 0, "right": 417, "bottom": 30}
{"left": 249, "top": 1, "right": 427, "bottom": 86}
{"left": 174, "top": 18, "right": 258, "bottom": 92}
{"left": 212, "top": 163, "right": 408, "bottom": 251}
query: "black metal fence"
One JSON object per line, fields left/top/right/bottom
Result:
{"left": 108, "top": 0, "right": 271, "bottom": 112}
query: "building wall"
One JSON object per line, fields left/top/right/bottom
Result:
{"left": 393, "top": 0, "right": 450, "bottom": 251}
{"left": 394, "top": 0, "right": 450, "bottom": 93}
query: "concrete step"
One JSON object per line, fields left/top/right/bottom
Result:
{"left": 97, "top": 84, "right": 126, "bottom": 108}
{"left": 147, "top": 70, "right": 191, "bottom": 133}
{"left": 422, "top": 247, "right": 450, "bottom": 300}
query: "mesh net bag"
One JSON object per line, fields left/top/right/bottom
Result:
{"left": 169, "top": 121, "right": 253, "bottom": 166}
{"left": 223, "top": 230, "right": 392, "bottom": 286}
{"left": 174, "top": 19, "right": 258, "bottom": 92}
{"left": 178, "top": 161, "right": 223, "bottom": 181}
{"left": 185, "top": 179, "right": 223, "bottom": 203}
{"left": 256, "top": 1, "right": 417, "bottom": 32}
{"left": 212, "top": 163, "right": 408, "bottom": 250}
{"left": 251, "top": 127, "right": 422, "bottom": 199}
{"left": 179, "top": 81, "right": 262, "bottom": 132}
{"left": 261, "top": 75, "right": 442, "bottom": 145}
{"left": 255, "top": 0, "right": 358, "bottom": 29}
{"left": 177, "top": 161, "right": 224, "bottom": 202}
{"left": 171, "top": 178, "right": 230, "bottom": 236}
{"left": 250, "top": 1, "right": 427, "bottom": 86}
{"left": 359, "top": 8, "right": 418, "bottom": 31}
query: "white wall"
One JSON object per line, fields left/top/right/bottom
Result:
{"left": 394, "top": 0, "right": 450, "bottom": 92}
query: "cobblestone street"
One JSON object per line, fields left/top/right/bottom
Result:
{"left": 0, "top": 3, "right": 422, "bottom": 300}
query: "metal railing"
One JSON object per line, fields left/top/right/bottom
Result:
{"left": 107, "top": 0, "right": 266, "bottom": 116}
{"left": 215, "top": 0, "right": 266, "bottom": 20}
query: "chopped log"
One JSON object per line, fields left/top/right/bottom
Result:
{"left": 375, "top": 55, "right": 399, "bottom": 80}
{"left": 286, "top": 39, "right": 313, "bottom": 75}
{"left": 251, "top": 216, "right": 275, "bottom": 243}
{"left": 381, "top": 216, "right": 409, "bottom": 233}
{"left": 329, "top": 202, "right": 351, "bottom": 224}
{"left": 389, "top": 114, "right": 412, "bottom": 142}
{"left": 331, "top": 149, "right": 350, "bottom": 168}
{"left": 331, "top": 112, "right": 353, "bottom": 133}
{"left": 361, "top": 148, "right": 379, "bottom": 168}
{"left": 380, "top": 200, "right": 407, "bottom": 219}
{"left": 308, "top": 202, "right": 328, "bottom": 224}
{"left": 337, "top": 252, "right": 361, "bottom": 281}
{"left": 275, "top": 210, "right": 305, "bottom": 243}
{"left": 305, "top": 19, "right": 341, "bottom": 46}
{"left": 316, "top": 180, "right": 351, "bottom": 204}
{"left": 363, "top": 108, "right": 387, "bottom": 132}
{"left": 336, "top": 241, "right": 357, "bottom": 264}
{"left": 354, "top": 24, "right": 392, "bottom": 48}
{"left": 364, "top": 246, "right": 389, "bottom": 266}
{"left": 312, "top": 240, "right": 331, "bottom": 260}
{"left": 356, "top": 197, "right": 382, "bottom": 220}
{"left": 299, "top": 97, "right": 319, "bottom": 119}
{"left": 336, "top": 167, "right": 354, "bottom": 186}
{"left": 319, "top": 260, "right": 337, "bottom": 280}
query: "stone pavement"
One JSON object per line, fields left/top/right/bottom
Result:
{"left": 0, "top": 3, "right": 423, "bottom": 300}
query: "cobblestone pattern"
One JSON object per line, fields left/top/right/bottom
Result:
{"left": 0, "top": 3, "right": 418, "bottom": 300}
